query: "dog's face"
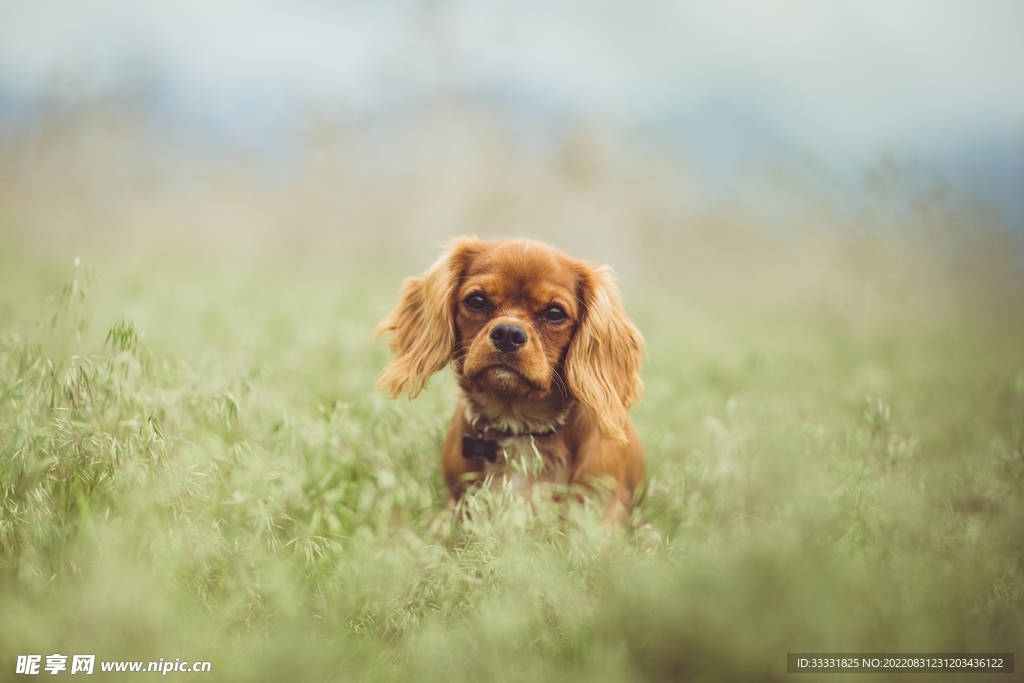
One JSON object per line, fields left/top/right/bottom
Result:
{"left": 453, "top": 242, "right": 580, "bottom": 400}
{"left": 376, "top": 238, "right": 644, "bottom": 443}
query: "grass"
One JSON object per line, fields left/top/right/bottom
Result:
{"left": 1, "top": 234, "right": 1023, "bottom": 682}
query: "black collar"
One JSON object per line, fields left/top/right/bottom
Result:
{"left": 460, "top": 415, "right": 562, "bottom": 462}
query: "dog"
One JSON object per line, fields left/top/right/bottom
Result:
{"left": 375, "top": 237, "right": 644, "bottom": 527}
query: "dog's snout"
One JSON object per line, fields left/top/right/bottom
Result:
{"left": 490, "top": 323, "right": 527, "bottom": 353}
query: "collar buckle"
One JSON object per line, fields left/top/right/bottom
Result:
{"left": 461, "top": 435, "right": 499, "bottom": 462}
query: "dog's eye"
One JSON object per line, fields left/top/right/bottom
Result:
{"left": 544, "top": 305, "right": 567, "bottom": 322}
{"left": 465, "top": 294, "right": 488, "bottom": 310}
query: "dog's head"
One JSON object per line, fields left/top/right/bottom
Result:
{"left": 375, "top": 237, "right": 644, "bottom": 443}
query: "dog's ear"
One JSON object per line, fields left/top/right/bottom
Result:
{"left": 375, "top": 237, "right": 484, "bottom": 398}
{"left": 564, "top": 264, "right": 645, "bottom": 444}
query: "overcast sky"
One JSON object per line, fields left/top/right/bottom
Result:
{"left": 1, "top": 0, "right": 1022, "bottom": 218}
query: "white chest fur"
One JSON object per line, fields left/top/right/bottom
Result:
{"left": 481, "top": 433, "right": 571, "bottom": 493}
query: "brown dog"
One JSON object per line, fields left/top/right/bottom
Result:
{"left": 376, "top": 237, "right": 644, "bottom": 525}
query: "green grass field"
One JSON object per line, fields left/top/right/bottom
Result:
{"left": 1, "top": 236, "right": 1023, "bottom": 681}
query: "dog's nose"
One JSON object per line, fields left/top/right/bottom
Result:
{"left": 490, "top": 323, "right": 527, "bottom": 353}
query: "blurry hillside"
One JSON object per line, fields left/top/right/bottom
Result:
{"left": 1, "top": 97, "right": 1022, "bottom": 334}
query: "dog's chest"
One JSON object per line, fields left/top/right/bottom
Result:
{"left": 481, "top": 433, "right": 572, "bottom": 493}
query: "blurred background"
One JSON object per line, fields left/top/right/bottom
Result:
{"left": 0, "top": 0, "right": 1022, "bottom": 352}
{"left": 2, "top": 0, "right": 1022, "bottom": 277}
{"left": 3, "top": 5, "right": 1024, "bottom": 676}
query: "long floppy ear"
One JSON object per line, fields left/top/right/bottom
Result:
{"left": 564, "top": 264, "right": 645, "bottom": 444}
{"left": 375, "top": 238, "right": 483, "bottom": 398}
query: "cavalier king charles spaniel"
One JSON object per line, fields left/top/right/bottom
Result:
{"left": 376, "top": 237, "right": 644, "bottom": 526}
